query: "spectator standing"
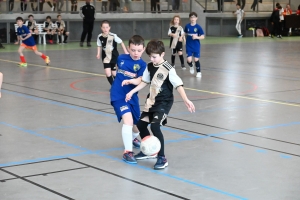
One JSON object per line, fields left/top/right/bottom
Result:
{"left": 80, "top": 0, "right": 95, "bottom": 47}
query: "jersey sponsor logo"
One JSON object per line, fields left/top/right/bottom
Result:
{"left": 194, "top": 28, "right": 198, "bottom": 32}
{"left": 117, "top": 69, "right": 137, "bottom": 78}
{"left": 120, "top": 60, "right": 124, "bottom": 67}
{"left": 120, "top": 105, "right": 129, "bottom": 112}
{"left": 157, "top": 73, "right": 164, "bottom": 80}
{"left": 107, "top": 40, "right": 112, "bottom": 45}
{"left": 133, "top": 64, "right": 140, "bottom": 71}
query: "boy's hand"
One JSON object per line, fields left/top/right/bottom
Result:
{"left": 122, "top": 79, "right": 131, "bottom": 86}
{"left": 96, "top": 54, "right": 100, "bottom": 59}
{"left": 192, "top": 35, "right": 198, "bottom": 40}
{"left": 125, "top": 91, "right": 133, "bottom": 102}
{"left": 184, "top": 99, "right": 195, "bottom": 113}
{"left": 14, "top": 41, "right": 19, "bottom": 45}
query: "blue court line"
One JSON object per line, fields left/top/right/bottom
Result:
{"left": 0, "top": 121, "right": 247, "bottom": 199}
{"left": 95, "top": 152, "right": 248, "bottom": 200}
{"left": 2, "top": 90, "right": 115, "bottom": 118}
{"left": 0, "top": 148, "right": 123, "bottom": 168}
{"left": 169, "top": 103, "right": 269, "bottom": 117}
{"left": 34, "top": 121, "right": 115, "bottom": 131}
{"left": 0, "top": 121, "right": 91, "bottom": 152}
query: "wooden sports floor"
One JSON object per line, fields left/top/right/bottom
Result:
{"left": 0, "top": 37, "right": 300, "bottom": 200}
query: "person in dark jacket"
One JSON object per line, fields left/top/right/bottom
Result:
{"left": 269, "top": 6, "right": 280, "bottom": 38}
{"left": 80, "top": 0, "right": 95, "bottom": 47}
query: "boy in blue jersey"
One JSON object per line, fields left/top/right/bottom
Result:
{"left": 16, "top": 17, "right": 50, "bottom": 67}
{"left": 184, "top": 12, "right": 205, "bottom": 78}
{"left": 110, "top": 35, "right": 147, "bottom": 164}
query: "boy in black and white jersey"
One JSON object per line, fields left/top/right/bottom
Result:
{"left": 25, "top": 15, "right": 39, "bottom": 43}
{"left": 96, "top": 20, "right": 128, "bottom": 86}
{"left": 55, "top": 15, "right": 69, "bottom": 44}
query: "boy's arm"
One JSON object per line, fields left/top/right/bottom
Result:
{"left": 122, "top": 77, "right": 142, "bottom": 86}
{"left": 15, "top": 36, "right": 20, "bottom": 44}
{"left": 97, "top": 46, "right": 102, "bottom": 59}
{"left": 120, "top": 42, "right": 129, "bottom": 54}
{"left": 125, "top": 81, "right": 148, "bottom": 102}
{"left": 20, "top": 32, "right": 32, "bottom": 40}
{"left": 176, "top": 86, "right": 195, "bottom": 113}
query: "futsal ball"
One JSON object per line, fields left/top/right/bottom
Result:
{"left": 141, "top": 136, "right": 161, "bottom": 156}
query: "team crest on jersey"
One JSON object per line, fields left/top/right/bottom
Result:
{"left": 107, "top": 40, "right": 112, "bottom": 45}
{"left": 194, "top": 28, "right": 197, "bottom": 32}
{"left": 120, "top": 105, "right": 129, "bottom": 112}
{"left": 22, "top": 30, "right": 24, "bottom": 33}
{"left": 120, "top": 60, "right": 124, "bottom": 66}
{"left": 157, "top": 73, "right": 164, "bottom": 80}
{"left": 133, "top": 64, "right": 140, "bottom": 71}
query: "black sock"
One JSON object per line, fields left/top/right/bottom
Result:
{"left": 24, "top": 4, "right": 27, "bottom": 11}
{"left": 157, "top": 4, "right": 160, "bottom": 11}
{"left": 63, "top": 35, "right": 68, "bottom": 42}
{"left": 137, "top": 120, "right": 150, "bottom": 139}
{"left": 179, "top": 55, "right": 184, "bottom": 65}
{"left": 171, "top": 55, "right": 175, "bottom": 65}
{"left": 21, "top": 2, "right": 23, "bottom": 11}
{"left": 58, "top": 35, "right": 62, "bottom": 43}
{"left": 75, "top": 5, "right": 77, "bottom": 11}
{"left": 50, "top": 35, "right": 53, "bottom": 40}
{"left": 71, "top": 5, "right": 74, "bottom": 11}
{"left": 195, "top": 60, "right": 201, "bottom": 72}
{"left": 187, "top": 61, "right": 193, "bottom": 67}
{"left": 150, "top": 123, "right": 164, "bottom": 157}
{"left": 106, "top": 76, "right": 114, "bottom": 85}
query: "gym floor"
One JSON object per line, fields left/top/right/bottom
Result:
{"left": 0, "top": 37, "right": 300, "bottom": 200}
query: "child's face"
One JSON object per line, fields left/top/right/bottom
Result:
{"left": 17, "top": 20, "right": 23, "bottom": 26}
{"left": 189, "top": 16, "right": 197, "bottom": 24}
{"left": 46, "top": 18, "right": 51, "bottom": 22}
{"left": 101, "top": 23, "right": 110, "bottom": 35}
{"left": 128, "top": 44, "right": 145, "bottom": 60}
{"left": 58, "top": 16, "right": 61, "bottom": 21}
{"left": 174, "top": 17, "right": 180, "bottom": 25}
{"left": 236, "top": 5, "right": 240, "bottom": 9}
{"left": 149, "top": 53, "right": 165, "bottom": 65}
{"left": 29, "top": 17, "right": 34, "bottom": 21}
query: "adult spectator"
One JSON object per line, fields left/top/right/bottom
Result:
{"left": 297, "top": 5, "right": 300, "bottom": 15}
{"left": 151, "top": 0, "right": 160, "bottom": 13}
{"left": 9, "top": 0, "right": 14, "bottom": 13}
{"left": 172, "top": 0, "right": 180, "bottom": 11}
{"left": 80, "top": 0, "right": 95, "bottom": 47}
{"left": 283, "top": 4, "right": 292, "bottom": 16}
{"left": 237, "top": 0, "right": 245, "bottom": 10}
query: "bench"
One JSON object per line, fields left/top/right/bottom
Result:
{"left": 15, "top": 23, "right": 47, "bottom": 45}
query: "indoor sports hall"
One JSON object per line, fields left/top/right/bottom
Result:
{"left": 1, "top": 36, "right": 300, "bottom": 200}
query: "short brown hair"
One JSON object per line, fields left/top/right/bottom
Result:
{"left": 101, "top": 20, "right": 110, "bottom": 27}
{"left": 146, "top": 39, "right": 165, "bottom": 56}
{"left": 170, "top": 15, "right": 181, "bottom": 26}
{"left": 129, "top": 35, "right": 145, "bottom": 47}
{"left": 189, "top": 12, "right": 197, "bottom": 18}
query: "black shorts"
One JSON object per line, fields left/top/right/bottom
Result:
{"left": 104, "top": 63, "right": 117, "bottom": 71}
{"left": 71, "top": 0, "right": 77, "bottom": 4}
{"left": 140, "top": 111, "right": 168, "bottom": 126}
{"left": 43, "top": 29, "right": 52, "bottom": 32}
{"left": 171, "top": 41, "right": 183, "bottom": 54}
{"left": 56, "top": 29, "right": 67, "bottom": 34}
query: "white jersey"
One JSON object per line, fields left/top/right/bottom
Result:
{"left": 235, "top": 9, "right": 244, "bottom": 21}
{"left": 279, "top": 8, "right": 284, "bottom": 20}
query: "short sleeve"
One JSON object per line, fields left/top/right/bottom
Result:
{"left": 114, "top": 34, "right": 122, "bottom": 44}
{"left": 198, "top": 25, "right": 204, "bottom": 36}
{"left": 43, "top": 21, "right": 46, "bottom": 27}
{"left": 142, "top": 67, "right": 151, "bottom": 84}
{"left": 137, "top": 62, "right": 147, "bottom": 78}
{"left": 184, "top": 25, "right": 188, "bottom": 33}
{"left": 24, "top": 26, "right": 30, "bottom": 34}
{"left": 169, "top": 68, "right": 183, "bottom": 88}
{"left": 180, "top": 27, "right": 184, "bottom": 35}
{"left": 168, "top": 27, "right": 172, "bottom": 35}
{"left": 25, "top": 21, "right": 29, "bottom": 26}
{"left": 97, "top": 34, "right": 102, "bottom": 47}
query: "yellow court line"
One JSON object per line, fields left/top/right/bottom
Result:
{"left": 1, "top": 58, "right": 300, "bottom": 108}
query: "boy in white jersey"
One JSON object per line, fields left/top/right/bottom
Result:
{"left": 233, "top": 4, "right": 245, "bottom": 38}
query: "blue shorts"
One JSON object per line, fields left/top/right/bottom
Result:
{"left": 111, "top": 100, "right": 140, "bottom": 125}
{"left": 186, "top": 50, "right": 200, "bottom": 58}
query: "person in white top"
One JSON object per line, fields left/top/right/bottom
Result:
{"left": 233, "top": 4, "right": 245, "bottom": 38}
{"left": 277, "top": 4, "right": 284, "bottom": 38}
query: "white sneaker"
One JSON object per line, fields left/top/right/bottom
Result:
{"left": 182, "top": 67, "right": 186, "bottom": 70}
{"left": 196, "top": 72, "right": 202, "bottom": 78}
{"left": 189, "top": 65, "right": 194, "bottom": 74}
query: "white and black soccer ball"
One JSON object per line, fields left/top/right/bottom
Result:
{"left": 141, "top": 135, "right": 161, "bottom": 156}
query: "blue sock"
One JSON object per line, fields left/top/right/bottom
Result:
{"left": 195, "top": 60, "right": 201, "bottom": 72}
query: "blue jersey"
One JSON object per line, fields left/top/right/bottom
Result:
{"left": 17, "top": 25, "right": 36, "bottom": 47}
{"left": 110, "top": 54, "right": 147, "bottom": 105}
{"left": 184, "top": 23, "right": 204, "bottom": 52}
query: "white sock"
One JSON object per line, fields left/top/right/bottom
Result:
{"left": 132, "top": 132, "right": 139, "bottom": 140}
{"left": 122, "top": 124, "right": 133, "bottom": 152}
